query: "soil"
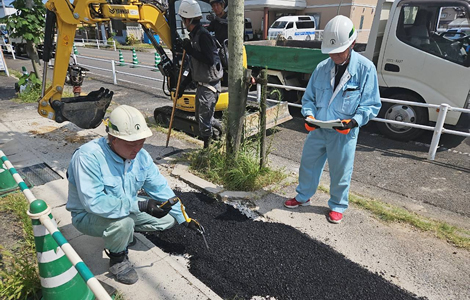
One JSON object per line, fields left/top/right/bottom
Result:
{"left": 145, "top": 191, "right": 427, "bottom": 300}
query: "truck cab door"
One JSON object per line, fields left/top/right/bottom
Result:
{"left": 378, "top": 0, "right": 470, "bottom": 126}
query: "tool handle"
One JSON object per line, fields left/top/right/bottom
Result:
{"left": 160, "top": 196, "right": 180, "bottom": 210}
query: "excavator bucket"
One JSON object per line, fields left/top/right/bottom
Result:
{"left": 51, "top": 88, "right": 113, "bottom": 129}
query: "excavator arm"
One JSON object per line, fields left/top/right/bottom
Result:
{"left": 39, "top": 0, "right": 181, "bottom": 129}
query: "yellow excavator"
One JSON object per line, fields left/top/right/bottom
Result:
{"left": 38, "top": 0, "right": 291, "bottom": 136}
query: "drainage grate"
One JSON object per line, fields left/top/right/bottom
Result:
{"left": 18, "top": 163, "right": 63, "bottom": 187}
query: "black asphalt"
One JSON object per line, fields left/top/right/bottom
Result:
{"left": 145, "top": 191, "right": 426, "bottom": 300}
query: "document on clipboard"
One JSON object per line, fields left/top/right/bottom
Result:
{"left": 305, "top": 118, "right": 344, "bottom": 129}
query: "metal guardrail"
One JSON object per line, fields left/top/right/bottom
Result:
{"left": 74, "top": 38, "right": 117, "bottom": 51}
{"left": 257, "top": 82, "right": 470, "bottom": 161}
{"left": 71, "top": 54, "right": 469, "bottom": 161}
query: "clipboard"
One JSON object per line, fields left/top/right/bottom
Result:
{"left": 305, "top": 117, "right": 344, "bottom": 129}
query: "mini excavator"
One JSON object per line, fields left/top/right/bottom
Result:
{"left": 38, "top": 0, "right": 291, "bottom": 136}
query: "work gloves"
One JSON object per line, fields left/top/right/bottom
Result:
{"left": 304, "top": 116, "right": 319, "bottom": 132}
{"left": 333, "top": 119, "right": 358, "bottom": 134}
{"left": 138, "top": 199, "right": 171, "bottom": 218}
{"left": 182, "top": 38, "right": 193, "bottom": 54}
{"left": 185, "top": 218, "right": 204, "bottom": 235}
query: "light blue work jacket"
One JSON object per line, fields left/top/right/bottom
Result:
{"left": 66, "top": 137, "right": 185, "bottom": 223}
{"left": 301, "top": 50, "right": 381, "bottom": 127}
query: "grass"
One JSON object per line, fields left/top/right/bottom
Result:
{"left": 0, "top": 192, "right": 41, "bottom": 300}
{"left": 9, "top": 70, "right": 74, "bottom": 104}
{"left": 186, "top": 138, "right": 287, "bottom": 192}
{"left": 317, "top": 185, "right": 470, "bottom": 250}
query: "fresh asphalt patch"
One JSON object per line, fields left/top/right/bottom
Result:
{"left": 145, "top": 191, "right": 426, "bottom": 300}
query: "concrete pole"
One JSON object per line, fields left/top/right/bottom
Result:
{"left": 226, "top": 0, "right": 248, "bottom": 155}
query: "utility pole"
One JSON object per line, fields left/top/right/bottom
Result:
{"left": 226, "top": 0, "right": 249, "bottom": 156}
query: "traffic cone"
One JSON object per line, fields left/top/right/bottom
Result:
{"left": 118, "top": 50, "right": 125, "bottom": 66}
{"left": 152, "top": 52, "right": 161, "bottom": 72}
{"left": 29, "top": 199, "right": 94, "bottom": 300}
{"left": 73, "top": 44, "right": 79, "bottom": 55}
{"left": 0, "top": 163, "right": 17, "bottom": 195}
{"left": 131, "top": 48, "right": 139, "bottom": 68}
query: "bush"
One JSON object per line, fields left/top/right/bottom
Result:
{"left": 125, "top": 34, "right": 139, "bottom": 45}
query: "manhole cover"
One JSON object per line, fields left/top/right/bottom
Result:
{"left": 18, "top": 163, "right": 62, "bottom": 187}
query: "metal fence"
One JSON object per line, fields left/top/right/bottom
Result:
{"left": 71, "top": 54, "right": 469, "bottom": 161}
{"left": 74, "top": 39, "right": 117, "bottom": 51}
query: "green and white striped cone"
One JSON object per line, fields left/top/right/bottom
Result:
{"left": 29, "top": 200, "right": 94, "bottom": 300}
{"left": 153, "top": 52, "right": 161, "bottom": 72}
{"left": 118, "top": 50, "right": 125, "bottom": 66}
{"left": 0, "top": 163, "right": 17, "bottom": 194}
{"left": 131, "top": 48, "right": 139, "bottom": 68}
{"left": 73, "top": 44, "right": 79, "bottom": 55}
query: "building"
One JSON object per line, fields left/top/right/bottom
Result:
{"left": 244, "top": 0, "right": 379, "bottom": 42}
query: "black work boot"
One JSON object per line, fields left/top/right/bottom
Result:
{"left": 203, "top": 136, "right": 212, "bottom": 149}
{"left": 105, "top": 249, "right": 138, "bottom": 285}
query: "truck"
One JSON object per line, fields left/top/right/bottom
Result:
{"left": 245, "top": 0, "right": 470, "bottom": 141}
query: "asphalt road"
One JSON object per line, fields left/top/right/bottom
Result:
{"left": 5, "top": 46, "right": 470, "bottom": 225}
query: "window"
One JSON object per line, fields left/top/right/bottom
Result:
{"left": 271, "top": 21, "right": 288, "bottom": 29}
{"left": 396, "top": 4, "right": 470, "bottom": 67}
{"left": 360, "top": 16, "right": 364, "bottom": 30}
{"left": 296, "top": 21, "right": 315, "bottom": 29}
{"left": 286, "top": 22, "right": 294, "bottom": 29}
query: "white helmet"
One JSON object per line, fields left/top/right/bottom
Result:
{"left": 107, "top": 105, "right": 152, "bottom": 141}
{"left": 321, "top": 15, "right": 357, "bottom": 54}
{"left": 178, "top": 0, "right": 202, "bottom": 19}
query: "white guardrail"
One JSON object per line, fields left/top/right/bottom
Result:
{"left": 74, "top": 39, "right": 117, "bottom": 51}
{"left": 70, "top": 54, "right": 469, "bottom": 161}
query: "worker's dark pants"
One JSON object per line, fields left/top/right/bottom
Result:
{"left": 195, "top": 84, "right": 220, "bottom": 138}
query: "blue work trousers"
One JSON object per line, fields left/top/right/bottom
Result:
{"left": 295, "top": 128, "right": 358, "bottom": 213}
{"left": 72, "top": 211, "right": 176, "bottom": 253}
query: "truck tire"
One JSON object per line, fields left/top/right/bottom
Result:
{"left": 154, "top": 109, "right": 170, "bottom": 127}
{"left": 376, "top": 93, "right": 429, "bottom": 141}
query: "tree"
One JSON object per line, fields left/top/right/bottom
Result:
{"left": 1, "top": 0, "right": 46, "bottom": 78}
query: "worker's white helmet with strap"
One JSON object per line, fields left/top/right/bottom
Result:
{"left": 321, "top": 15, "right": 357, "bottom": 54}
{"left": 178, "top": 0, "right": 202, "bottom": 19}
{"left": 107, "top": 105, "right": 152, "bottom": 141}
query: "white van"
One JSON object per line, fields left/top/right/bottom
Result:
{"left": 268, "top": 16, "right": 316, "bottom": 41}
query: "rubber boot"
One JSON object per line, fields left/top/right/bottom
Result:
{"left": 105, "top": 249, "right": 138, "bottom": 285}
{"left": 203, "top": 136, "right": 211, "bottom": 149}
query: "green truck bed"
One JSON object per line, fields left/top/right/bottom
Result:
{"left": 244, "top": 40, "right": 329, "bottom": 74}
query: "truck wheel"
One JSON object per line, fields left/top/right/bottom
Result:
{"left": 376, "top": 93, "right": 428, "bottom": 141}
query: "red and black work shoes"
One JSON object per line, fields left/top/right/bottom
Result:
{"left": 284, "top": 198, "right": 310, "bottom": 208}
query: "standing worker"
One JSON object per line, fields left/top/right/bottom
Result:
{"left": 207, "top": 0, "right": 228, "bottom": 45}
{"left": 66, "top": 105, "right": 204, "bottom": 285}
{"left": 179, "top": 0, "right": 224, "bottom": 148}
{"left": 284, "top": 15, "right": 381, "bottom": 224}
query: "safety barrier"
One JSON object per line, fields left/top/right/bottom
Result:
{"left": 67, "top": 54, "right": 469, "bottom": 161}
{"left": 74, "top": 39, "right": 116, "bottom": 51}
{"left": 0, "top": 150, "right": 112, "bottom": 300}
{"left": 73, "top": 54, "right": 163, "bottom": 86}
{"left": 253, "top": 82, "right": 470, "bottom": 161}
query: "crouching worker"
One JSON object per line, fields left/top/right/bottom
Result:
{"left": 66, "top": 105, "right": 204, "bottom": 284}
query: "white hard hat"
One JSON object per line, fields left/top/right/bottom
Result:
{"left": 107, "top": 105, "right": 152, "bottom": 141}
{"left": 321, "top": 15, "right": 357, "bottom": 54}
{"left": 178, "top": 0, "right": 202, "bottom": 19}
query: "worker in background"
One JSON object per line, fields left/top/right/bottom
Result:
{"left": 207, "top": 0, "right": 228, "bottom": 45}
{"left": 179, "top": 0, "right": 223, "bottom": 148}
{"left": 66, "top": 105, "right": 204, "bottom": 285}
{"left": 284, "top": 15, "right": 381, "bottom": 224}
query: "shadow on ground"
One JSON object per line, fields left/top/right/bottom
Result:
{"left": 145, "top": 191, "right": 426, "bottom": 300}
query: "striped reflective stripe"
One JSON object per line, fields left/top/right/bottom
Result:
{"left": 40, "top": 265, "right": 78, "bottom": 288}
{"left": 33, "top": 219, "right": 58, "bottom": 237}
{"left": 37, "top": 247, "right": 66, "bottom": 263}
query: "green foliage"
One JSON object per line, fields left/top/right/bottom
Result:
{"left": 0, "top": 192, "right": 41, "bottom": 299}
{"left": 125, "top": 34, "right": 139, "bottom": 46}
{"left": 0, "top": 0, "right": 46, "bottom": 45}
{"left": 188, "top": 139, "right": 286, "bottom": 191}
